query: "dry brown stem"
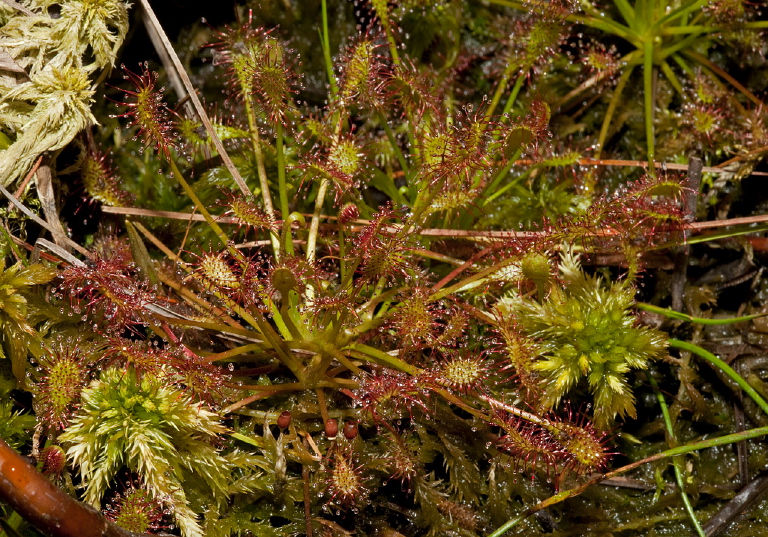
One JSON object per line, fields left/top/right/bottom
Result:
{"left": 0, "top": 438, "right": 151, "bottom": 537}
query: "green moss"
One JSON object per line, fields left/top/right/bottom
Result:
{"left": 499, "top": 249, "right": 668, "bottom": 428}
{"left": 60, "top": 368, "right": 231, "bottom": 537}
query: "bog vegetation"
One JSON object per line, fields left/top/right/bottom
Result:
{"left": 1, "top": 1, "right": 768, "bottom": 536}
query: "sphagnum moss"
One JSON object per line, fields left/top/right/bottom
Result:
{"left": 60, "top": 367, "right": 231, "bottom": 537}
{"left": 0, "top": 0, "right": 130, "bottom": 185}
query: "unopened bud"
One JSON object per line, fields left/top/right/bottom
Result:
{"left": 277, "top": 410, "right": 292, "bottom": 429}
{"left": 343, "top": 420, "right": 359, "bottom": 440}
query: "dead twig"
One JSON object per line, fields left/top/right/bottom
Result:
{"left": 0, "top": 184, "right": 92, "bottom": 258}
{"left": 702, "top": 471, "right": 768, "bottom": 537}
{"left": 35, "top": 159, "right": 71, "bottom": 252}
{"left": 101, "top": 205, "right": 768, "bottom": 241}
{"left": 0, "top": 438, "right": 151, "bottom": 537}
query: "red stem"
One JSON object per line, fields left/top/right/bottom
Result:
{"left": 160, "top": 321, "right": 200, "bottom": 361}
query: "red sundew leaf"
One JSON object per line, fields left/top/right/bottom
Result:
{"left": 111, "top": 62, "right": 176, "bottom": 158}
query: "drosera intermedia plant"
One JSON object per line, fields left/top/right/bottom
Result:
{"left": 495, "top": 0, "right": 768, "bottom": 163}
{"left": 103, "top": 483, "right": 166, "bottom": 534}
{"left": 1, "top": 1, "right": 768, "bottom": 537}
{"left": 45, "top": 2, "right": 692, "bottom": 535}
{"left": 46, "top": 2, "right": 768, "bottom": 536}
{"left": 31, "top": 338, "right": 93, "bottom": 429}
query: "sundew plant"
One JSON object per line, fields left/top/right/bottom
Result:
{"left": 1, "top": 1, "right": 768, "bottom": 537}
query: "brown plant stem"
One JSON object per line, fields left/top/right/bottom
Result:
{"left": 431, "top": 245, "right": 495, "bottom": 292}
{"left": 702, "top": 471, "right": 768, "bottom": 537}
{"left": 14, "top": 155, "right": 41, "bottom": 198}
{"left": 0, "top": 438, "right": 149, "bottom": 537}
{"left": 101, "top": 208, "right": 768, "bottom": 235}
